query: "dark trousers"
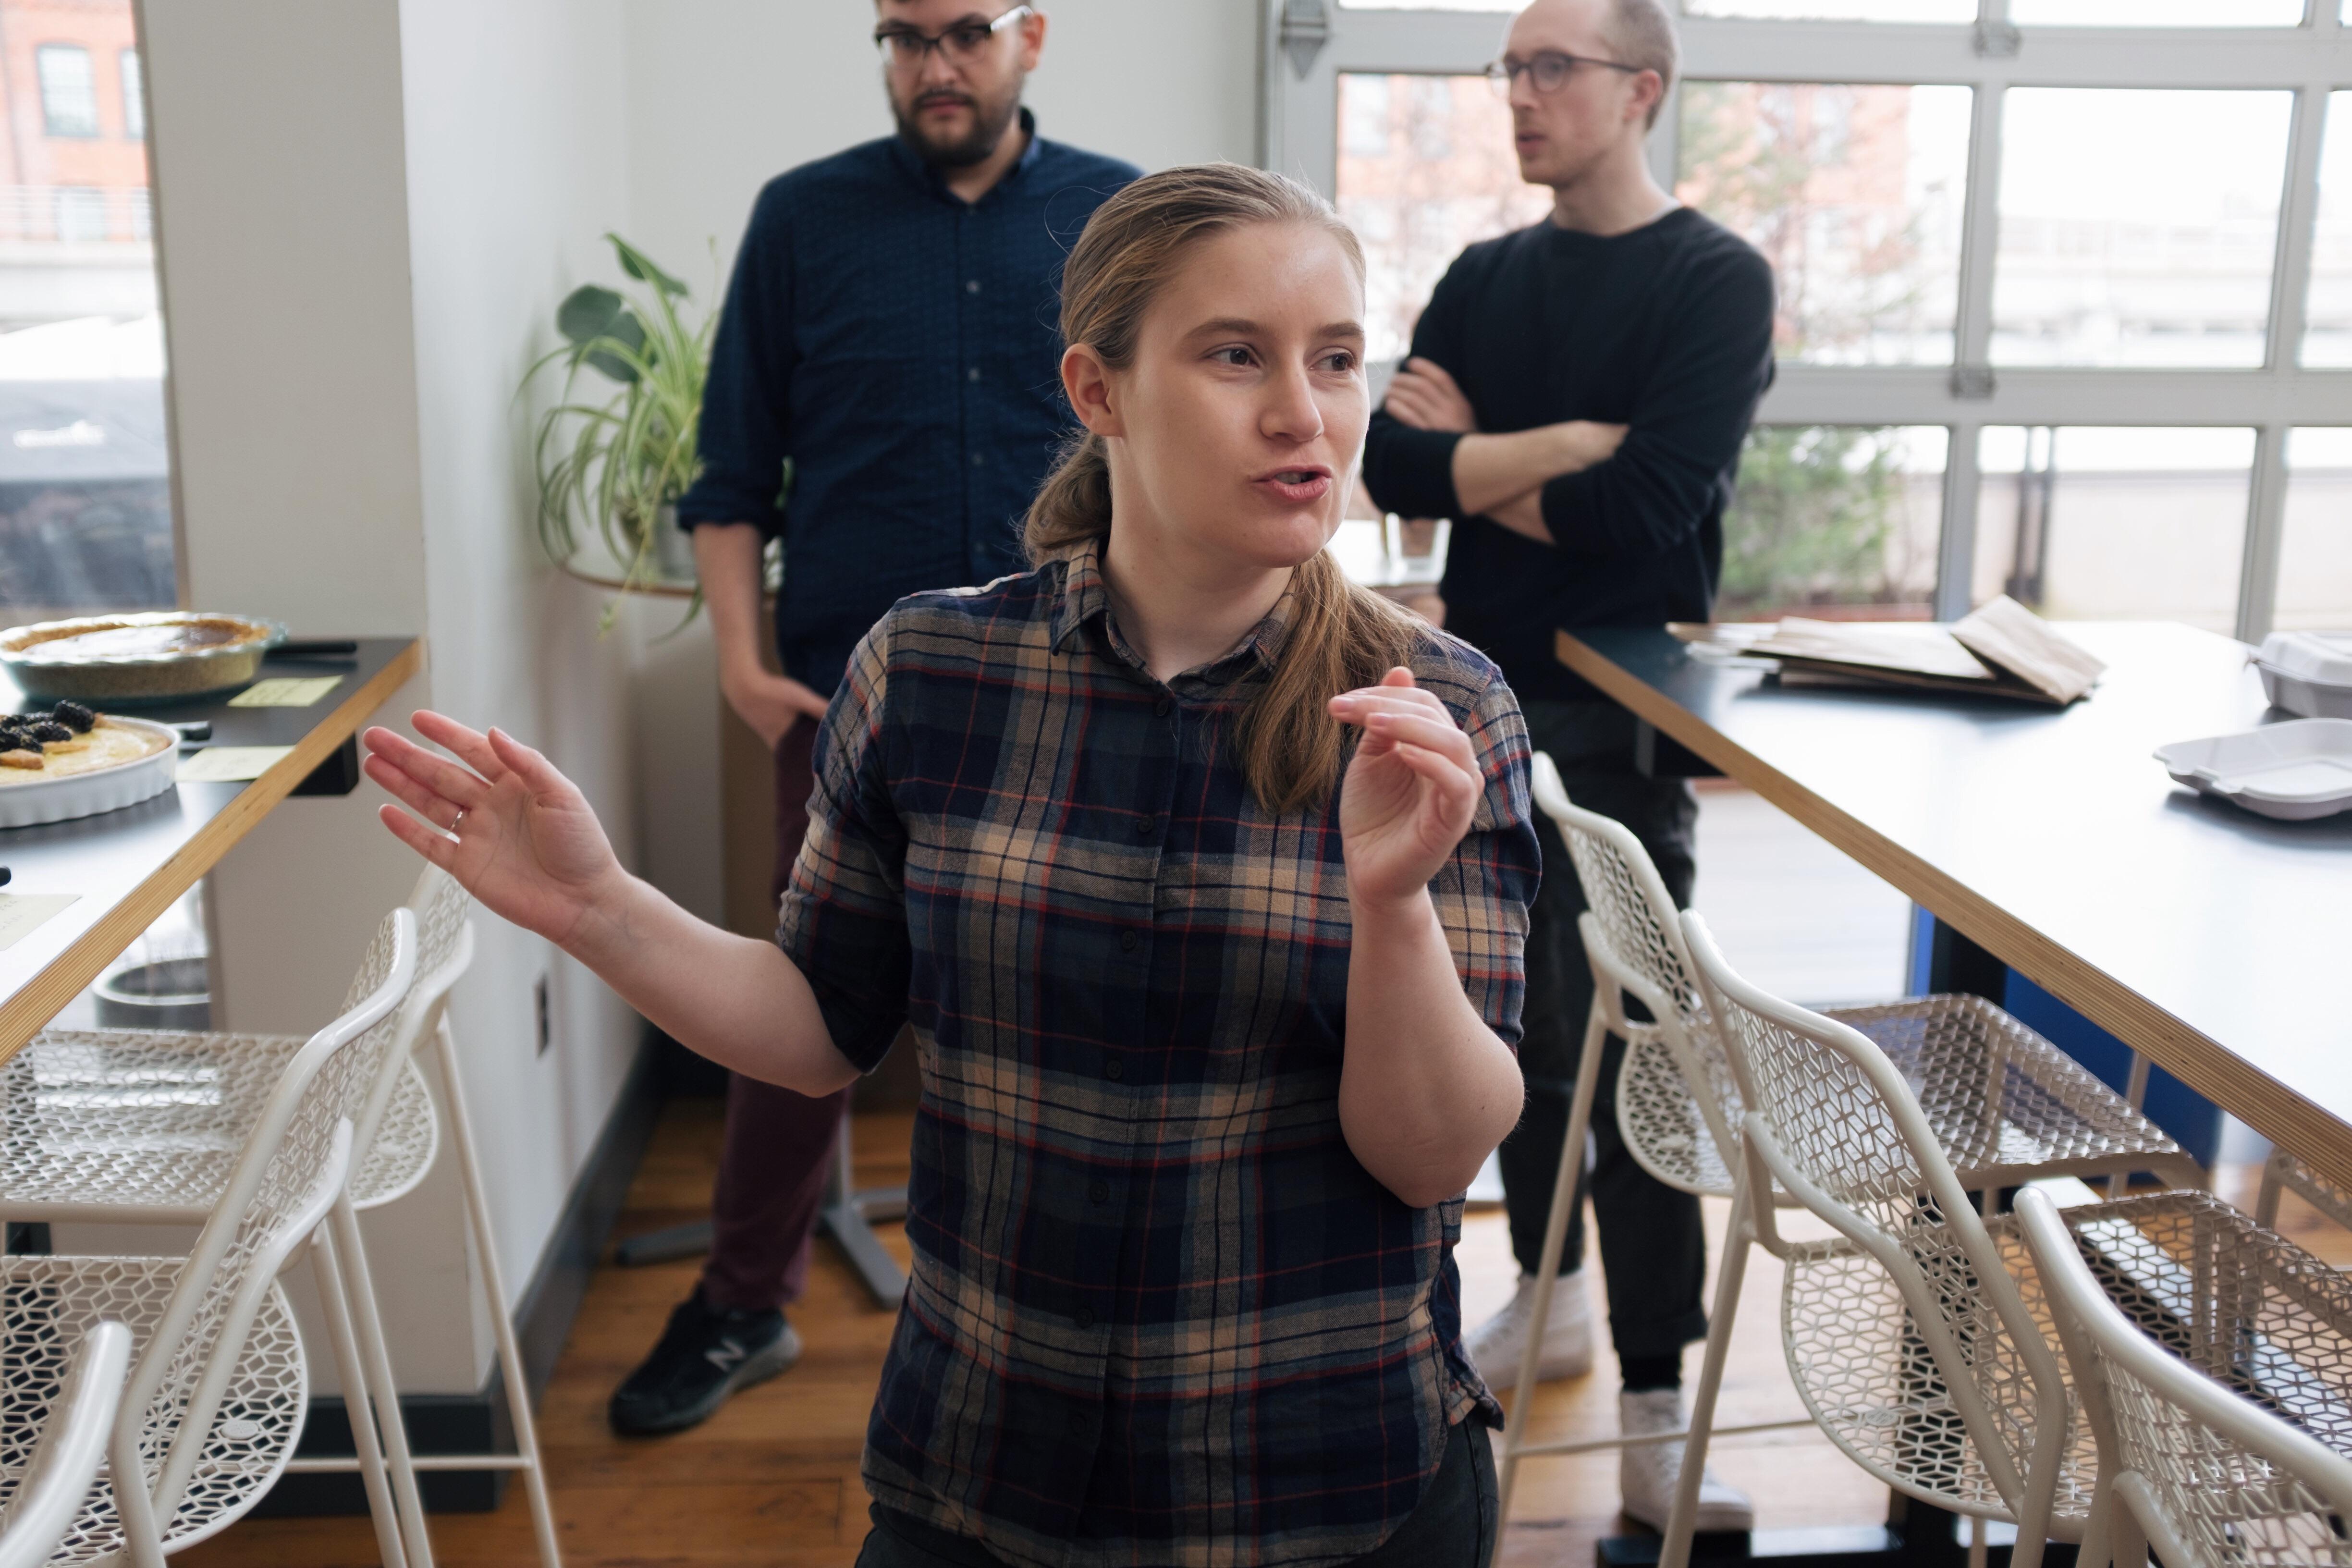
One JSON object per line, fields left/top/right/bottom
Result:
{"left": 697, "top": 725, "right": 853, "bottom": 1313}
{"left": 1498, "top": 700, "right": 1708, "bottom": 1363}
{"left": 853, "top": 1419, "right": 1499, "bottom": 1568}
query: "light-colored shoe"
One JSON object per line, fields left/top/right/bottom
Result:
{"left": 1617, "top": 1387, "right": 1755, "bottom": 1534}
{"left": 1465, "top": 1270, "right": 1594, "bottom": 1386}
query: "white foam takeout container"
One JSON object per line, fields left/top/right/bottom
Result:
{"left": 2253, "top": 630, "right": 2352, "bottom": 720}
{"left": 2154, "top": 718, "right": 2352, "bottom": 822}
{"left": 0, "top": 716, "right": 180, "bottom": 830}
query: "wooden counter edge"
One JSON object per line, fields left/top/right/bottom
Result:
{"left": 0, "top": 639, "right": 425, "bottom": 1062}
{"left": 1554, "top": 628, "right": 2352, "bottom": 1189}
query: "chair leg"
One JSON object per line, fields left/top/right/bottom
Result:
{"left": 2255, "top": 1152, "right": 2285, "bottom": 1230}
{"left": 110, "top": 1400, "right": 168, "bottom": 1568}
{"left": 331, "top": 1193, "right": 436, "bottom": 1568}
{"left": 1659, "top": 1173, "right": 1753, "bottom": 1568}
{"left": 313, "top": 1224, "right": 410, "bottom": 1568}
{"left": 438, "top": 1018, "right": 564, "bottom": 1568}
{"left": 1497, "top": 998, "right": 1609, "bottom": 1535}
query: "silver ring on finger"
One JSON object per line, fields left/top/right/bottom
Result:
{"left": 451, "top": 808, "right": 466, "bottom": 833}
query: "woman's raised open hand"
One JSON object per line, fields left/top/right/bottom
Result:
{"left": 363, "top": 712, "right": 629, "bottom": 951}
{"left": 1327, "top": 668, "right": 1483, "bottom": 910}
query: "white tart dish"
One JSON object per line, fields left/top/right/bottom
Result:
{"left": 0, "top": 715, "right": 180, "bottom": 829}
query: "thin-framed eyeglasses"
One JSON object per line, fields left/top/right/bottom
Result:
{"left": 1486, "top": 50, "right": 1642, "bottom": 97}
{"left": 875, "top": 5, "right": 1034, "bottom": 70}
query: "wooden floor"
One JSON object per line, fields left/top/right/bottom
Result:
{"left": 183, "top": 1096, "right": 2352, "bottom": 1568}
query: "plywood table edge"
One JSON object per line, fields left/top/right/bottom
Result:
{"left": 1554, "top": 629, "right": 2352, "bottom": 1188}
{"left": 0, "top": 639, "right": 424, "bottom": 1062}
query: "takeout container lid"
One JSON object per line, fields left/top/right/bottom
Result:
{"left": 2256, "top": 630, "right": 2352, "bottom": 685}
{"left": 2253, "top": 630, "right": 2352, "bottom": 719}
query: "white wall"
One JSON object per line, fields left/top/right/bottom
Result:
{"left": 141, "top": 0, "right": 653, "bottom": 1395}
{"left": 391, "top": 0, "right": 649, "bottom": 1387}
{"left": 624, "top": 0, "right": 1262, "bottom": 303}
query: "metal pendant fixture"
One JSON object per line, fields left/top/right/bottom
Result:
{"left": 1279, "top": 0, "right": 1329, "bottom": 79}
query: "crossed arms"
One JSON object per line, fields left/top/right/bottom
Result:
{"left": 1380, "top": 356, "right": 1626, "bottom": 545}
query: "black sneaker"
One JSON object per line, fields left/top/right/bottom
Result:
{"left": 607, "top": 1287, "right": 801, "bottom": 1436}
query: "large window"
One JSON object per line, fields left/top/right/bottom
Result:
{"left": 1270, "top": 0, "right": 2352, "bottom": 641}
{"left": 0, "top": 3, "right": 173, "bottom": 615}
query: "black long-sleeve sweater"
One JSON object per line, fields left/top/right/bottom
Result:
{"left": 1361, "top": 206, "right": 1776, "bottom": 702}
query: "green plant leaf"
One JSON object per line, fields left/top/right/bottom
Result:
{"left": 582, "top": 311, "right": 649, "bottom": 382}
{"left": 557, "top": 284, "right": 625, "bottom": 347}
{"left": 608, "top": 233, "right": 687, "bottom": 297}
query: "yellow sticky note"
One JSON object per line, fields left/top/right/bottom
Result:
{"left": 176, "top": 746, "right": 295, "bottom": 783}
{"left": 229, "top": 676, "right": 343, "bottom": 708}
{"left": 0, "top": 893, "right": 77, "bottom": 952}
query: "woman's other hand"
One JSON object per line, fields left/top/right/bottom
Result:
{"left": 1328, "top": 667, "right": 1482, "bottom": 910}
{"left": 364, "top": 712, "right": 629, "bottom": 951}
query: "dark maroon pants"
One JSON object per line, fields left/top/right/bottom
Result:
{"left": 697, "top": 725, "right": 854, "bottom": 1313}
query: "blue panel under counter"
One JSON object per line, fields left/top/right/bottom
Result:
{"left": 1907, "top": 905, "right": 2221, "bottom": 1170}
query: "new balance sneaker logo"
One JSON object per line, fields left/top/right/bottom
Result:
{"left": 705, "top": 1337, "right": 747, "bottom": 1372}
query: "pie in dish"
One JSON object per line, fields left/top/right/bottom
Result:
{"left": 0, "top": 702, "right": 168, "bottom": 784}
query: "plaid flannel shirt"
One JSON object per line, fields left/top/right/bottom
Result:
{"left": 777, "top": 539, "right": 1540, "bottom": 1568}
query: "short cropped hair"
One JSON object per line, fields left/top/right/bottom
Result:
{"left": 1605, "top": 0, "right": 1678, "bottom": 128}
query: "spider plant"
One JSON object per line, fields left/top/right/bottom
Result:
{"left": 525, "top": 233, "right": 713, "bottom": 629}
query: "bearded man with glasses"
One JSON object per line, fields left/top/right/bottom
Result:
{"left": 1362, "top": 0, "right": 1775, "bottom": 1536}
{"left": 617, "top": 1, "right": 1136, "bottom": 1438}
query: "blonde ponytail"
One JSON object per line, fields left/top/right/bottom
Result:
{"left": 1026, "top": 164, "right": 1422, "bottom": 814}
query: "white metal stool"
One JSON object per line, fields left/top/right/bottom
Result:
{"left": 285, "top": 872, "right": 562, "bottom": 1568}
{"left": 1674, "top": 911, "right": 2094, "bottom": 1568}
{"left": 0, "top": 910, "right": 416, "bottom": 1566}
{"left": 1, "top": 871, "right": 560, "bottom": 1568}
{"left": 0, "top": 1322, "right": 131, "bottom": 1568}
{"left": 1503, "top": 755, "right": 2203, "bottom": 1536}
{"left": 2017, "top": 1184, "right": 2352, "bottom": 1568}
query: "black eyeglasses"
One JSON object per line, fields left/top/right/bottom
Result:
{"left": 1486, "top": 50, "right": 1642, "bottom": 97}
{"left": 875, "top": 6, "right": 1033, "bottom": 70}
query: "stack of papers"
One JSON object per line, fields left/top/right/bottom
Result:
{"left": 1747, "top": 597, "right": 2105, "bottom": 706}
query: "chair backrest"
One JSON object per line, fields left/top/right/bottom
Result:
{"left": 1680, "top": 908, "right": 2072, "bottom": 1533}
{"left": 1530, "top": 752, "right": 1745, "bottom": 1181}
{"left": 0, "top": 1322, "right": 131, "bottom": 1568}
{"left": 117, "top": 907, "right": 416, "bottom": 1532}
{"left": 2016, "top": 1187, "right": 2352, "bottom": 1568}
{"left": 348, "top": 865, "right": 473, "bottom": 1160}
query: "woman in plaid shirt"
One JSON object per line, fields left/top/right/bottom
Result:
{"left": 366, "top": 165, "right": 1542, "bottom": 1568}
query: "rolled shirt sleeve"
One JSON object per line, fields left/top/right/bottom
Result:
{"left": 775, "top": 620, "right": 911, "bottom": 1071}
{"left": 1427, "top": 664, "right": 1541, "bottom": 1052}
{"left": 677, "top": 182, "right": 797, "bottom": 539}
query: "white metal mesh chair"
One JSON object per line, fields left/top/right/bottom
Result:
{"left": 1673, "top": 910, "right": 2097, "bottom": 1568}
{"left": 2015, "top": 1185, "right": 2352, "bottom": 1568}
{"left": 0, "top": 869, "right": 562, "bottom": 1568}
{"left": 1502, "top": 755, "right": 2204, "bottom": 1529}
{"left": 0, "top": 909, "right": 415, "bottom": 1568}
{"left": 0, "top": 1322, "right": 131, "bottom": 1568}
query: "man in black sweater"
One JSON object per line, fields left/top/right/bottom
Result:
{"left": 1360, "top": 0, "right": 1774, "bottom": 1534}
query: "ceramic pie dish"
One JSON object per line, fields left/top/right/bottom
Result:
{"left": 0, "top": 713, "right": 178, "bottom": 828}
{"left": 0, "top": 612, "right": 286, "bottom": 704}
